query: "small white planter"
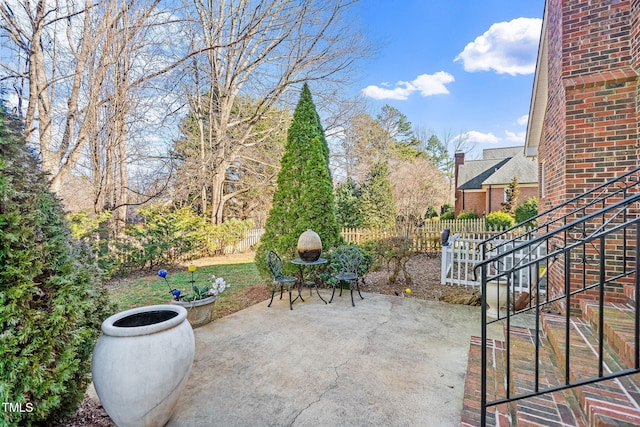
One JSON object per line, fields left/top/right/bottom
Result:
{"left": 171, "top": 295, "right": 217, "bottom": 328}
{"left": 485, "top": 281, "right": 508, "bottom": 319}
{"left": 92, "top": 305, "right": 194, "bottom": 427}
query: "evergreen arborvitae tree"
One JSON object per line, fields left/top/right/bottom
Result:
{"left": 255, "top": 84, "right": 341, "bottom": 277}
{"left": 334, "top": 177, "right": 364, "bottom": 228}
{"left": 360, "top": 160, "right": 396, "bottom": 230}
{"left": 501, "top": 176, "right": 520, "bottom": 215}
{"left": 0, "top": 108, "right": 113, "bottom": 425}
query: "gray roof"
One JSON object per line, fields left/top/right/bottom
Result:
{"left": 481, "top": 146, "right": 523, "bottom": 160}
{"left": 482, "top": 152, "right": 537, "bottom": 185}
{"left": 458, "top": 158, "right": 508, "bottom": 190}
{"left": 457, "top": 146, "right": 537, "bottom": 190}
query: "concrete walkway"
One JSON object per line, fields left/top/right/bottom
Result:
{"left": 167, "top": 291, "right": 500, "bottom": 427}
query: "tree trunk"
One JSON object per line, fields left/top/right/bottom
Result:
{"left": 211, "top": 170, "right": 226, "bottom": 225}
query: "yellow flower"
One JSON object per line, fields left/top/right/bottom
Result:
{"left": 188, "top": 265, "right": 197, "bottom": 272}
{"left": 405, "top": 288, "right": 411, "bottom": 294}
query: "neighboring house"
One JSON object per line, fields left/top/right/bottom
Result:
{"left": 454, "top": 146, "right": 538, "bottom": 217}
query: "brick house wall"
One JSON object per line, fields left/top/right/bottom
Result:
{"left": 458, "top": 186, "right": 539, "bottom": 217}
{"left": 486, "top": 186, "right": 538, "bottom": 215}
{"left": 458, "top": 190, "right": 485, "bottom": 215}
{"left": 539, "top": 0, "right": 640, "bottom": 314}
{"left": 539, "top": 0, "right": 566, "bottom": 215}
{"left": 486, "top": 186, "right": 504, "bottom": 214}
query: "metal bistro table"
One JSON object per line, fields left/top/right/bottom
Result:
{"left": 291, "top": 258, "right": 328, "bottom": 305}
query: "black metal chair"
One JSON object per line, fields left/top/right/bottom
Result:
{"left": 330, "top": 246, "right": 364, "bottom": 307}
{"left": 267, "top": 250, "right": 298, "bottom": 310}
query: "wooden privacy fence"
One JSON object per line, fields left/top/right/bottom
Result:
{"left": 440, "top": 233, "right": 546, "bottom": 292}
{"left": 221, "top": 227, "right": 264, "bottom": 253}
{"left": 420, "top": 218, "right": 489, "bottom": 233}
{"left": 340, "top": 219, "right": 512, "bottom": 253}
{"left": 224, "top": 220, "right": 518, "bottom": 255}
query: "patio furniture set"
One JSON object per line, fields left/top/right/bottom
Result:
{"left": 266, "top": 246, "right": 364, "bottom": 310}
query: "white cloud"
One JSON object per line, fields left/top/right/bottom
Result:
{"left": 516, "top": 115, "right": 529, "bottom": 126}
{"left": 455, "top": 17, "right": 542, "bottom": 76}
{"left": 362, "top": 82, "right": 415, "bottom": 100}
{"left": 459, "top": 131, "right": 500, "bottom": 144}
{"left": 504, "top": 130, "right": 526, "bottom": 143}
{"left": 362, "top": 71, "right": 454, "bottom": 100}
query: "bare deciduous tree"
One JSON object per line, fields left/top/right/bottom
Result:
{"left": 340, "top": 112, "right": 394, "bottom": 182}
{"left": 1, "top": 0, "right": 370, "bottom": 230}
{"left": 390, "top": 157, "right": 450, "bottom": 235}
{"left": 181, "top": 0, "right": 370, "bottom": 224}
{"left": 0, "top": 0, "right": 175, "bottom": 234}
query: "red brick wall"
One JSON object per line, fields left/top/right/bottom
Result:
{"left": 633, "top": 0, "right": 640, "bottom": 69}
{"left": 540, "top": 0, "right": 640, "bottom": 314}
{"left": 539, "top": 0, "right": 567, "bottom": 215}
{"left": 485, "top": 186, "right": 538, "bottom": 214}
{"left": 487, "top": 186, "right": 503, "bottom": 214}
{"left": 519, "top": 187, "right": 538, "bottom": 204}
{"left": 459, "top": 191, "right": 485, "bottom": 216}
{"left": 562, "top": 0, "right": 638, "bottom": 195}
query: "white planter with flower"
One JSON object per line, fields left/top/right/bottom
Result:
{"left": 159, "top": 266, "right": 229, "bottom": 328}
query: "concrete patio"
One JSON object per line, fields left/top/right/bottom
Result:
{"left": 165, "top": 291, "right": 501, "bottom": 426}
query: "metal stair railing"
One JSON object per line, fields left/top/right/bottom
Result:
{"left": 476, "top": 189, "right": 640, "bottom": 426}
{"left": 482, "top": 166, "right": 640, "bottom": 259}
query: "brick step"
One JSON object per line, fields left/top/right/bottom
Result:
{"left": 581, "top": 301, "right": 639, "bottom": 370}
{"left": 624, "top": 285, "right": 636, "bottom": 307}
{"left": 460, "top": 336, "right": 510, "bottom": 427}
{"left": 543, "top": 314, "right": 640, "bottom": 426}
{"left": 505, "top": 326, "right": 585, "bottom": 426}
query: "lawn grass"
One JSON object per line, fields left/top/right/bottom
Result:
{"left": 108, "top": 262, "right": 264, "bottom": 313}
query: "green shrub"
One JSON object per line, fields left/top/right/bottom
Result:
{"left": 486, "top": 211, "right": 516, "bottom": 231}
{"left": 424, "top": 206, "right": 438, "bottom": 219}
{"left": 66, "top": 210, "right": 112, "bottom": 240}
{"left": 334, "top": 178, "right": 364, "bottom": 228}
{"left": 457, "top": 210, "right": 479, "bottom": 220}
{"left": 515, "top": 197, "right": 538, "bottom": 227}
{"left": 0, "top": 109, "right": 113, "bottom": 425}
{"left": 320, "top": 243, "right": 373, "bottom": 287}
{"left": 440, "top": 210, "right": 455, "bottom": 220}
{"left": 370, "top": 237, "right": 413, "bottom": 286}
{"left": 93, "top": 207, "right": 255, "bottom": 276}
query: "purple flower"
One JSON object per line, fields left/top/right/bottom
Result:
{"left": 158, "top": 269, "right": 168, "bottom": 278}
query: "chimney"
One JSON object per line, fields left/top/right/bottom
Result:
{"left": 454, "top": 151, "right": 465, "bottom": 188}
{"left": 454, "top": 151, "right": 465, "bottom": 217}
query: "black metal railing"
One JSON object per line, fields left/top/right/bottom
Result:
{"left": 475, "top": 169, "right": 640, "bottom": 426}
{"left": 482, "top": 166, "right": 640, "bottom": 261}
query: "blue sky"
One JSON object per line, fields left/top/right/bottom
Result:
{"left": 352, "top": 0, "right": 544, "bottom": 156}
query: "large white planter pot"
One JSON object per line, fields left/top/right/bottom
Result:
{"left": 485, "top": 281, "right": 508, "bottom": 319}
{"left": 171, "top": 295, "right": 217, "bottom": 328}
{"left": 92, "top": 305, "right": 194, "bottom": 427}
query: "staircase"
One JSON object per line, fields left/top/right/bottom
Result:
{"left": 460, "top": 167, "right": 640, "bottom": 426}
